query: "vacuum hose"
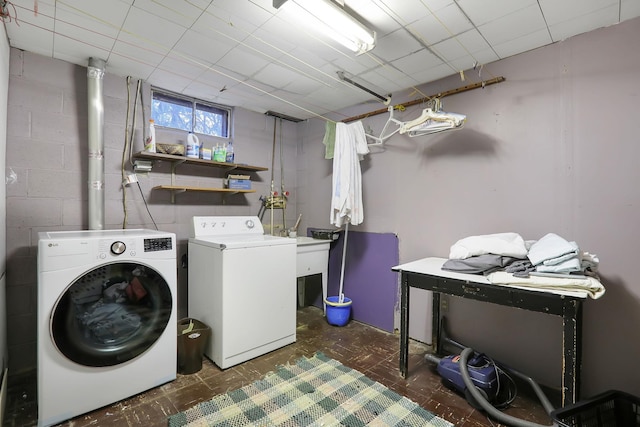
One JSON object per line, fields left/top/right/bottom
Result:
{"left": 459, "top": 347, "right": 558, "bottom": 427}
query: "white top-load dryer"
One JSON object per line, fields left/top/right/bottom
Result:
{"left": 188, "top": 216, "right": 296, "bottom": 369}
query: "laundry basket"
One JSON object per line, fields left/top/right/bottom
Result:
{"left": 551, "top": 390, "right": 640, "bottom": 427}
{"left": 177, "top": 318, "right": 210, "bottom": 375}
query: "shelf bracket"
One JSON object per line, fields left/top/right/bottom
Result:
{"left": 170, "top": 187, "right": 186, "bottom": 203}
{"left": 170, "top": 159, "right": 187, "bottom": 186}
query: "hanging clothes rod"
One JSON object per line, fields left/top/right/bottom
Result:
{"left": 342, "top": 76, "right": 506, "bottom": 123}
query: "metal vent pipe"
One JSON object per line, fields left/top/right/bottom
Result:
{"left": 87, "top": 57, "right": 106, "bottom": 230}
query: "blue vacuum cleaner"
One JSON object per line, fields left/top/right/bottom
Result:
{"left": 425, "top": 329, "right": 559, "bottom": 427}
{"left": 425, "top": 349, "right": 514, "bottom": 411}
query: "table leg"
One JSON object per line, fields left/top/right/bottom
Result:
{"left": 432, "top": 292, "right": 441, "bottom": 355}
{"left": 399, "top": 273, "right": 409, "bottom": 378}
{"left": 562, "top": 299, "right": 583, "bottom": 406}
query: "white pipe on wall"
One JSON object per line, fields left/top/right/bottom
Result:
{"left": 87, "top": 57, "right": 105, "bottom": 230}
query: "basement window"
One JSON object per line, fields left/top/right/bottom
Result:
{"left": 151, "top": 88, "right": 231, "bottom": 138}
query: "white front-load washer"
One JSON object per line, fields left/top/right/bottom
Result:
{"left": 37, "top": 229, "right": 177, "bottom": 427}
{"left": 188, "top": 216, "right": 296, "bottom": 369}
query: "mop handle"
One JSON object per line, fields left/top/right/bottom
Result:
{"left": 338, "top": 222, "right": 349, "bottom": 303}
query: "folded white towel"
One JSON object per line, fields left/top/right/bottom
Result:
{"left": 449, "top": 232, "right": 528, "bottom": 260}
{"left": 536, "top": 257, "right": 582, "bottom": 273}
{"left": 527, "top": 233, "right": 579, "bottom": 266}
{"left": 487, "top": 271, "right": 605, "bottom": 299}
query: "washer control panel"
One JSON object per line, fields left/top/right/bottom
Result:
{"left": 191, "top": 216, "right": 265, "bottom": 237}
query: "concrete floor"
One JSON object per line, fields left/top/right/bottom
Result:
{"left": 3, "top": 306, "right": 555, "bottom": 426}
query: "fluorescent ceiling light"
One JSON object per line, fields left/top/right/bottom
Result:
{"left": 274, "top": 0, "right": 376, "bottom": 55}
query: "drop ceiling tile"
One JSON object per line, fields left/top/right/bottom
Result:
{"left": 332, "top": 52, "right": 382, "bottom": 77}
{"left": 201, "top": 1, "right": 268, "bottom": 40}
{"left": 158, "top": 52, "right": 208, "bottom": 81}
{"left": 54, "top": 8, "right": 121, "bottom": 53}
{"left": 244, "top": 19, "right": 300, "bottom": 58}
{"left": 432, "top": 37, "right": 471, "bottom": 63}
{"left": 5, "top": 1, "right": 55, "bottom": 56}
{"left": 282, "top": 75, "right": 327, "bottom": 95}
{"left": 8, "top": 31, "right": 54, "bottom": 59}
{"left": 147, "top": 68, "right": 194, "bottom": 93}
{"left": 131, "top": 0, "right": 211, "bottom": 28}
{"left": 621, "top": 0, "right": 640, "bottom": 19}
{"left": 467, "top": 48, "right": 501, "bottom": 67}
{"left": 390, "top": 50, "right": 443, "bottom": 75}
{"left": 56, "top": 0, "right": 131, "bottom": 30}
{"left": 215, "top": 0, "right": 275, "bottom": 22}
{"left": 173, "top": 28, "right": 235, "bottom": 65}
{"left": 252, "top": 62, "right": 304, "bottom": 88}
{"left": 478, "top": 4, "right": 548, "bottom": 47}
{"left": 375, "top": 28, "right": 424, "bottom": 62}
{"left": 216, "top": 45, "right": 272, "bottom": 78}
{"left": 377, "top": 0, "right": 435, "bottom": 24}
{"left": 430, "top": 3, "right": 474, "bottom": 36}
{"left": 358, "top": 67, "right": 405, "bottom": 94}
{"left": 51, "top": 35, "right": 110, "bottom": 67}
{"left": 457, "top": 0, "right": 538, "bottom": 26}
{"left": 105, "top": 52, "right": 157, "bottom": 80}
{"left": 409, "top": 14, "right": 455, "bottom": 45}
{"left": 109, "top": 39, "right": 166, "bottom": 73}
{"left": 491, "top": 28, "right": 553, "bottom": 59}
{"left": 448, "top": 54, "right": 483, "bottom": 72}
{"left": 410, "top": 62, "right": 457, "bottom": 85}
{"left": 539, "top": 0, "right": 618, "bottom": 26}
{"left": 454, "top": 29, "right": 493, "bottom": 55}
{"left": 548, "top": 5, "right": 620, "bottom": 41}
{"left": 192, "top": 68, "right": 246, "bottom": 94}
{"left": 123, "top": 5, "right": 187, "bottom": 51}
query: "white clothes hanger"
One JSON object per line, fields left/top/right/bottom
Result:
{"left": 364, "top": 99, "right": 466, "bottom": 145}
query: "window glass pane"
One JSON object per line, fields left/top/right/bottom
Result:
{"left": 151, "top": 92, "right": 193, "bottom": 131}
{"left": 195, "top": 102, "right": 229, "bottom": 138}
{"left": 151, "top": 89, "right": 231, "bottom": 138}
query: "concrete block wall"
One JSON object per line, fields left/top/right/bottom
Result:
{"left": 5, "top": 48, "right": 300, "bottom": 375}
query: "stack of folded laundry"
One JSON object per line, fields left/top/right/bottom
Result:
{"left": 441, "top": 231, "right": 605, "bottom": 299}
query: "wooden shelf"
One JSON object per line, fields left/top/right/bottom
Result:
{"left": 153, "top": 185, "right": 256, "bottom": 194}
{"left": 133, "top": 151, "right": 268, "bottom": 172}
{"left": 133, "top": 151, "right": 264, "bottom": 203}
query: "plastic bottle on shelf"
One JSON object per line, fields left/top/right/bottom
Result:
{"left": 213, "top": 143, "right": 226, "bottom": 162}
{"left": 144, "top": 119, "right": 156, "bottom": 152}
{"left": 186, "top": 132, "right": 199, "bottom": 158}
{"left": 225, "top": 141, "right": 234, "bottom": 163}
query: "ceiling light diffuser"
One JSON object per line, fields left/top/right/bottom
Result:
{"left": 274, "top": 0, "right": 376, "bottom": 55}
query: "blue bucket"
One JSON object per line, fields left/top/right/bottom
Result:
{"left": 324, "top": 296, "right": 352, "bottom": 327}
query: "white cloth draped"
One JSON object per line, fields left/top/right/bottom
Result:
{"left": 330, "top": 121, "right": 369, "bottom": 227}
{"left": 448, "top": 232, "right": 529, "bottom": 260}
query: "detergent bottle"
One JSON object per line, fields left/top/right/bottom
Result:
{"left": 144, "top": 119, "right": 156, "bottom": 152}
{"left": 186, "top": 132, "right": 200, "bottom": 158}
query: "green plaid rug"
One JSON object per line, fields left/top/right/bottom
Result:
{"left": 168, "top": 352, "right": 453, "bottom": 427}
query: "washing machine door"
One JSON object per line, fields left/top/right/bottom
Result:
{"left": 51, "top": 262, "right": 173, "bottom": 367}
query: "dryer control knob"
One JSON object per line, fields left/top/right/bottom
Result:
{"left": 245, "top": 219, "right": 255, "bottom": 229}
{"left": 111, "top": 241, "right": 126, "bottom": 255}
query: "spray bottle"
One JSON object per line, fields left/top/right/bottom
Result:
{"left": 144, "top": 119, "right": 156, "bottom": 152}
